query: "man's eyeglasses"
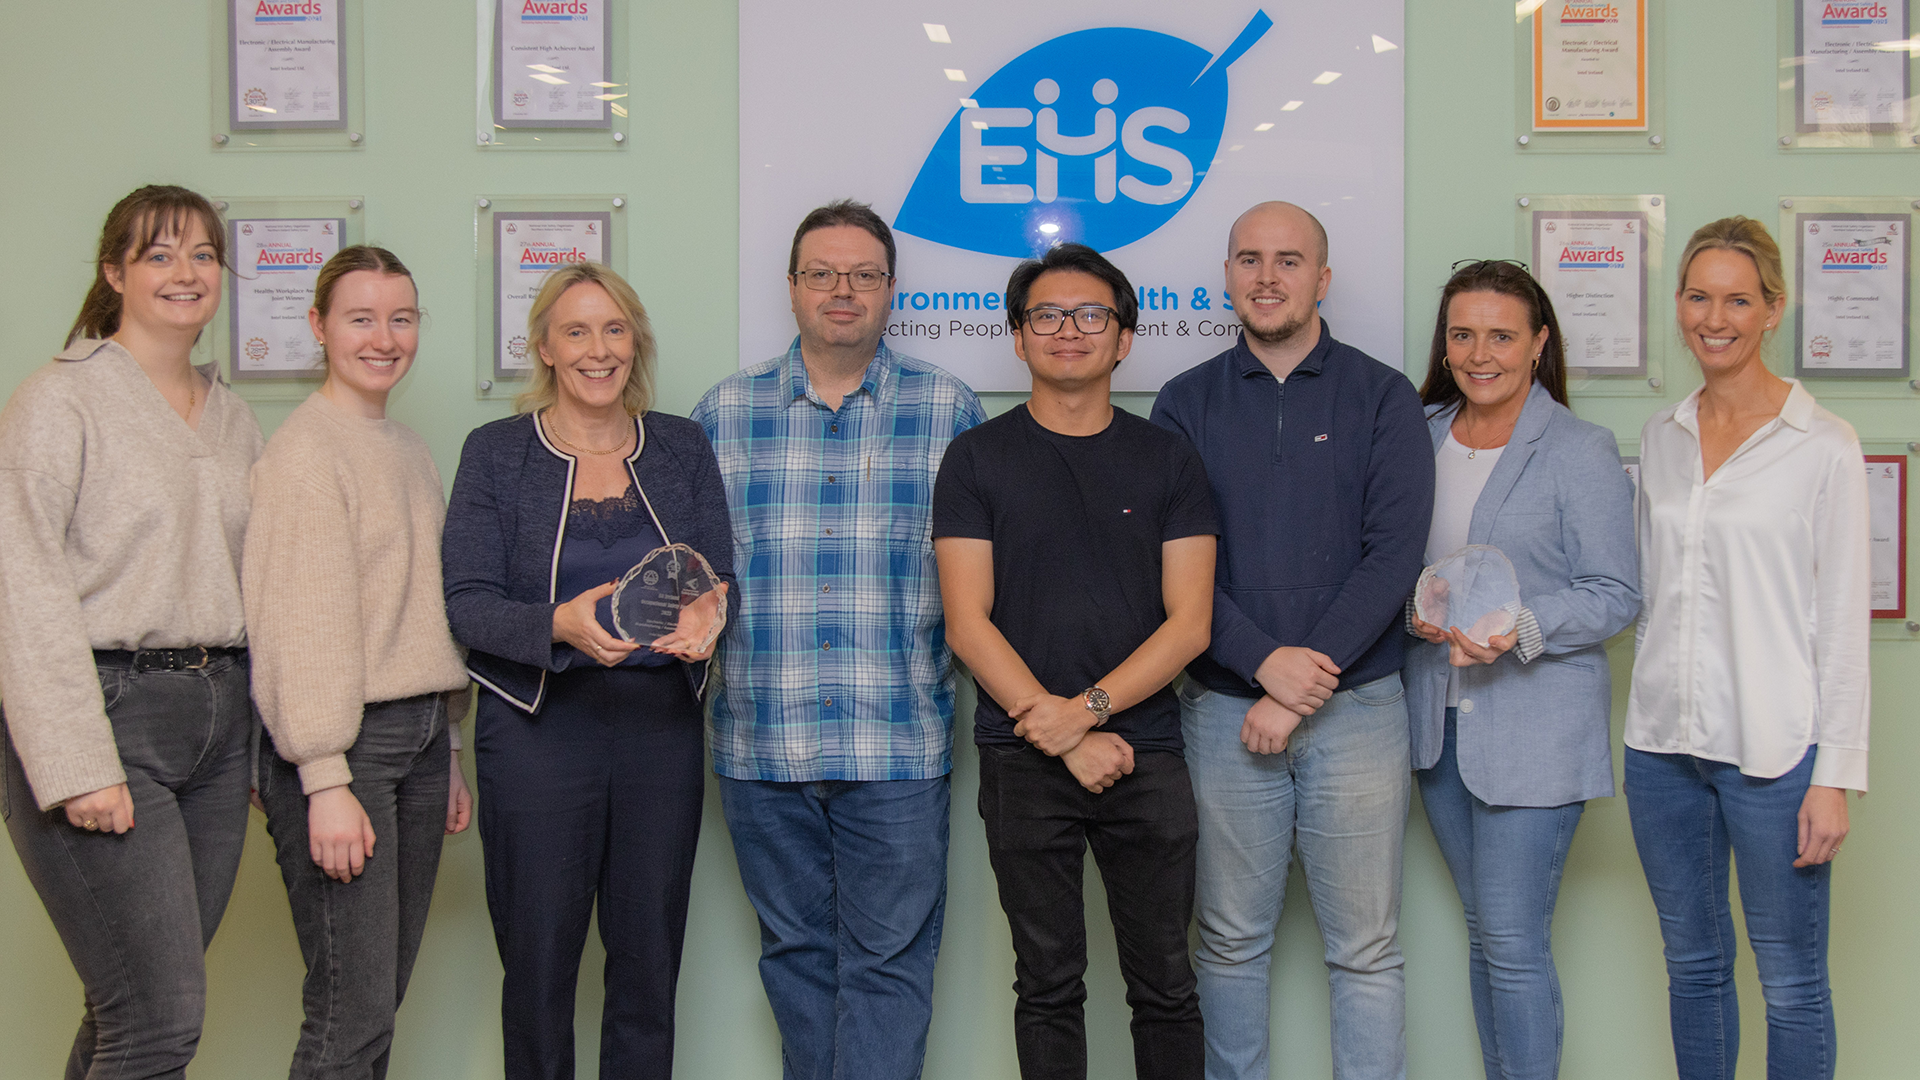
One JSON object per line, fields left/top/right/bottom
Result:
{"left": 793, "top": 268, "right": 893, "bottom": 292}
{"left": 1023, "top": 305, "right": 1118, "bottom": 335}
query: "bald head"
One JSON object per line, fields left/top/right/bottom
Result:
{"left": 1228, "top": 201, "right": 1328, "bottom": 269}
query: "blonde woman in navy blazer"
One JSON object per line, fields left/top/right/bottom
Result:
{"left": 1405, "top": 260, "right": 1638, "bottom": 1080}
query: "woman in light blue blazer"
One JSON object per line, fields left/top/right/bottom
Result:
{"left": 1405, "top": 259, "right": 1639, "bottom": 1080}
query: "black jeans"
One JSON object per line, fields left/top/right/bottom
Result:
{"left": 259, "top": 693, "right": 451, "bottom": 1080}
{"left": 977, "top": 743, "right": 1204, "bottom": 1080}
{"left": 476, "top": 664, "right": 705, "bottom": 1080}
{"left": 2, "top": 652, "right": 253, "bottom": 1080}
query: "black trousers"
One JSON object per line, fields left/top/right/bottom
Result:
{"left": 977, "top": 742, "right": 1203, "bottom": 1080}
{"left": 475, "top": 664, "right": 705, "bottom": 1080}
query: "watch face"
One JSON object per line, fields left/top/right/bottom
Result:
{"left": 1085, "top": 687, "right": 1111, "bottom": 714}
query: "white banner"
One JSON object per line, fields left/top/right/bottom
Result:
{"left": 739, "top": 1, "right": 1406, "bottom": 392}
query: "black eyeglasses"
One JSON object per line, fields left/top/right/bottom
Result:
{"left": 1450, "top": 258, "right": 1531, "bottom": 274}
{"left": 1023, "top": 305, "right": 1117, "bottom": 335}
{"left": 793, "top": 268, "right": 893, "bottom": 292}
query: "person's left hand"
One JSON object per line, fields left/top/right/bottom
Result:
{"left": 1794, "top": 785, "right": 1849, "bottom": 867}
{"left": 446, "top": 751, "right": 473, "bottom": 835}
{"left": 650, "top": 582, "right": 729, "bottom": 661}
{"left": 1446, "top": 627, "right": 1517, "bottom": 667}
{"left": 1011, "top": 692, "right": 1096, "bottom": 757}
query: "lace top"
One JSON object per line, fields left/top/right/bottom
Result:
{"left": 567, "top": 484, "right": 650, "bottom": 548}
{"left": 556, "top": 483, "right": 671, "bottom": 668}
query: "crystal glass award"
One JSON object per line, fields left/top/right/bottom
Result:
{"left": 611, "top": 543, "right": 724, "bottom": 651}
{"left": 1415, "top": 545, "right": 1521, "bottom": 647}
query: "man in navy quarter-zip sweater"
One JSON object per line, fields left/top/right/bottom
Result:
{"left": 1150, "top": 201, "right": 1434, "bottom": 1080}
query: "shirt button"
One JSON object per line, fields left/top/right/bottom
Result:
{"left": 823, "top": 528, "right": 833, "bottom": 535}
{"left": 830, "top": 424, "right": 840, "bottom": 433}
{"left": 827, "top": 476, "right": 837, "bottom": 484}
{"left": 821, "top": 642, "right": 832, "bottom": 651}
{"left": 821, "top": 584, "right": 831, "bottom": 593}
{"left": 1459, "top": 698, "right": 1475, "bottom": 715}
{"left": 823, "top": 698, "right": 833, "bottom": 707}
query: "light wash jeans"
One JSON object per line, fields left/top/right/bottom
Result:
{"left": 1180, "top": 673, "right": 1410, "bottom": 1080}
{"left": 1417, "top": 710, "right": 1584, "bottom": 1080}
{"left": 719, "top": 774, "right": 950, "bottom": 1080}
{"left": 1626, "top": 746, "right": 1835, "bottom": 1080}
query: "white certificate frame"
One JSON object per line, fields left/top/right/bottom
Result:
{"left": 1777, "top": 0, "right": 1919, "bottom": 150}
{"left": 1777, "top": 196, "right": 1919, "bottom": 393}
{"left": 1515, "top": 0, "right": 1667, "bottom": 153}
{"left": 1516, "top": 193, "right": 1666, "bottom": 395}
{"left": 210, "top": 0, "right": 365, "bottom": 152}
{"left": 474, "top": 195, "right": 628, "bottom": 394}
{"left": 475, "top": 0, "right": 629, "bottom": 150}
{"left": 203, "top": 197, "right": 364, "bottom": 402}
{"left": 1864, "top": 451, "right": 1908, "bottom": 620}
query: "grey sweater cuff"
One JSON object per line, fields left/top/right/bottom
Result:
{"left": 1510, "top": 602, "right": 1544, "bottom": 663}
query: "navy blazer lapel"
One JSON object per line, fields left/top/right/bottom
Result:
{"left": 1466, "top": 382, "right": 1554, "bottom": 545}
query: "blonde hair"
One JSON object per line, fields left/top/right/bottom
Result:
{"left": 513, "top": 262, "right": 657, "bottom": 416}
{"left": 1677, "top": 216, "right": 1787, "bottom": 308}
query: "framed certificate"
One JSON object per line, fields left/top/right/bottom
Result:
{"left": 226, "top": 0, "right": 347, "bottom": 130}
{"left": 1532, "top": 0, "right": 1648, "bottom": 131}
{"left": 1532, "top": 209, "right": 1650, "bottom": 374}
{"left": 1865, "top": 454, "right": 1907, "bottom": 618}
{"left": 1793, "top": 212, "right": 1911, "bottom": 378}
{"left": 227, "top": 217, "right": 344, "bottom": 380}
{"left": 491, "top": 0, "right": 612, "bottom": 129}
{"left": 1795, "top": 0, "right": 1910, "bottom": 133}
{"left": 490, "top": 209, "right": 611, "bottom": 378}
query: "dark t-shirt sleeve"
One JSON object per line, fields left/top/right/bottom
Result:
{"left": 931, "top": 434, "right": 993, "bottom": 541}
{"left": 1162, "top": 439, "right": 1220, "bottom": 542}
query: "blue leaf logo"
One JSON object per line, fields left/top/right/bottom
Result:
{"left": 894, "top": 11, "right": 1272, "bottom": 258}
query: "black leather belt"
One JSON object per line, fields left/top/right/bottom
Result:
{"left": 93, "top": 646, "right": 246, "bottom": 672}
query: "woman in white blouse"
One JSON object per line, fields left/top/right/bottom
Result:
{"left": 1627, "top": 216, "right": 1868, "bottom": 1080}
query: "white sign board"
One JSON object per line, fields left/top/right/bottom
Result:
{"left": 739, "top": 2, "right": 1406, "bottom": 392}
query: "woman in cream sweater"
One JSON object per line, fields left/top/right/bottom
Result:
{"left": 0, "top": 185, "right": 263, "bottom": 1077}
{"left": 243, "top": 245, "right": 472, "bottom": 1080}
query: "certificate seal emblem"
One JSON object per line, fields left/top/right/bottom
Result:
{"left": 244, "top": 87, "right": 269, "bottom": 110}
{"left": 245, "top": 337, "right": 270, "bottom": 362}
{"left": 1809, "top": 223, "right": 1821, "bottom": 235}
{"left": 1810, "top": 335, "right": 1833, "bottom": 360}
{"left": 1545, "top": 96, "right": 1560, "bottom": 113}
{"left": 241, "top": 223, "right": 254, "bottom": 236}
{"left": 508, "top": 336, "right": 528, "bottom": 361}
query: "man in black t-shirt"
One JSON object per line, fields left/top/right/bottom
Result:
{"left": 932, "top": 244, "right": 1218, "bottom": 1080}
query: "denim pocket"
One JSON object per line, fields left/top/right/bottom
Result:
{"left": 1345, "top": 673, "right": 1405, "bottom": 707}
{"left": 96, "top": 666, "right": 128, "bottom": 713}
{"left": 1176, "top": 677, "right": 1211, "bottom": 707}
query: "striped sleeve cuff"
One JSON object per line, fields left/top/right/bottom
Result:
{"left": 1404, "top": 593, "right": 1421, "bottom": 638}
{"left": 1510, "top": 602, "right": 1544, "bottom": 664}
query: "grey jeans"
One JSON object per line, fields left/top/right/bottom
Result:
{"left": 259, "top": 692, "right": 451, "bottom": 1080}
{"left": 2, "top": 651, "right": 254, "bottom": 1080}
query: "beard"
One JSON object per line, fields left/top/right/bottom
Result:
{"left": 1237, "top": 302, "right": 1312, "bottom": 346}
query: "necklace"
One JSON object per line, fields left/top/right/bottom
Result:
{"left": 545, "top": 412, "right": 632, "bottom": 456}
{"left": 1459, "top": 409, "right": 1517, "bottom": 460}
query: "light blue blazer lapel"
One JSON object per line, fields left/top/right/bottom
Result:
{"left": 1465, "top": 382, "right": 1554, "bottom": 546}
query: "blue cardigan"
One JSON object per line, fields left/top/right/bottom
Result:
{"left": 442, "top": 410, "right": 738, "bottom": 713}
{"left": 1405, "top": 382, "right": 1638, "bottom": 806}
{"left": 1150, "top": 323, "right": 1435, "bottom": 695}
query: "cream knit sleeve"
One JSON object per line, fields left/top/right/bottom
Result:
{"left": 243, "top": 446, "right": 367, "bottom": 795}
{"left": 0, "top": 385, "right": 125, "bottom": 810}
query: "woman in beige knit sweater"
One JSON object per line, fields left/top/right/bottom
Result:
{"left": 0, "top": 185, "right": 264, "bottom": 1078}
{"left": 243, "top": 245, "right": 472, "bottom": 1080}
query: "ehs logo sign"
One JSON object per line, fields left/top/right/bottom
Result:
{"left": 254, "top": 1, "right": 322, "bottom": 23}
{"left": 1820, "top": 3, "right": 1889, "bottom": 26}
{"left": 894, "top": 11, "right": 1272, "bottom": 258}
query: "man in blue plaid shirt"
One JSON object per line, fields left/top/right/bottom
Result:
{"left": 692, "top": 200, "right": 984, "bottom": 1079}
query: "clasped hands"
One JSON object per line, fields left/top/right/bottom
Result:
{"left": 554, "top": 580, "right": 730, "bottom": 666}
{"left": 1409, "top": 609, "right": 1517, "bottom": 667}
{"left": 1010, "top": 693, "right": 1132, "bottom": 794}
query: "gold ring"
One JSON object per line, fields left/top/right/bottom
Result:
{"left": 82, "top": 818, "right": 98, "bottom": 831}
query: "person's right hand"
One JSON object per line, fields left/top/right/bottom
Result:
{"left": 308, "top": 785, "right": 376, "bottom": 882}
{"left": 1254, "top": 646, "right": 1341, "bottom": 715}
{"left": 64, "top": 783, "right": 134, "bottom": 834}
{"left": 1241, "top": 694, "right": 1304, "bottom": 755}
{"left": 1062, "top": 732, "right": 1134, "bottom": 793}
{"left": 1408, "top": 611, "right": 1448, "bottom": 645}
{"left": 553, "top": 580, "right": 640, "bottom": 667}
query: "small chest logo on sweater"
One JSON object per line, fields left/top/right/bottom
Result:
{"left": 1313, "top": 433, "right": 1329, "bottom": 442}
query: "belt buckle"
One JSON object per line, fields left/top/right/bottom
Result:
{"left": 182, "top": 646, "right": 211, "bottom": 670}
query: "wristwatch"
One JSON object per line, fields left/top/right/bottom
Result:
{"left": 1081, "top": 686, "right": 1112, "bottom": 727}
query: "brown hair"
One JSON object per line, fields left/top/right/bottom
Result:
{"left": 1676, "top": 215, "right": 1786, "bottom": 309}
{"left": 67, "top": 185, "right": 230, "bottom": 345}
{"left": 513, "top": 262, "right": 657, "bottom": 417}
{"left": 1418, "top": 259, "right": 1569, "bottom": 411}
{"left": 312, "top": 244, "right": 414, "bottom": 319}
{"left": 788, "top": 199, "right": 897, "bottom": 277}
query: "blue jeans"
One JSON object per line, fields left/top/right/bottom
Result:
{"left": 719, "top": 774, "right": 950, "bottom": 1080}
{"left": 976, "top": 743, "right": 1201, "bottom": 1080}
{"left": 1180, "top": 674, "right": 1410, "bottom": 1080}
{"left": 1417, "top": 711, "right": 1584, "bottom": 1080}
{"left": 2, "top": 651, "right": 253, "bottom": 1080}
{"left": 260, "top": 693, "right": 451, "bottom": 1080}
{"left": 1625, "top": 747, "right": 1835, "bottom": 1080}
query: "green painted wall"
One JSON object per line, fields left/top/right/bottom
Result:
{"left": 1, "top": 3, "right": 1914, "bottom": 1077}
